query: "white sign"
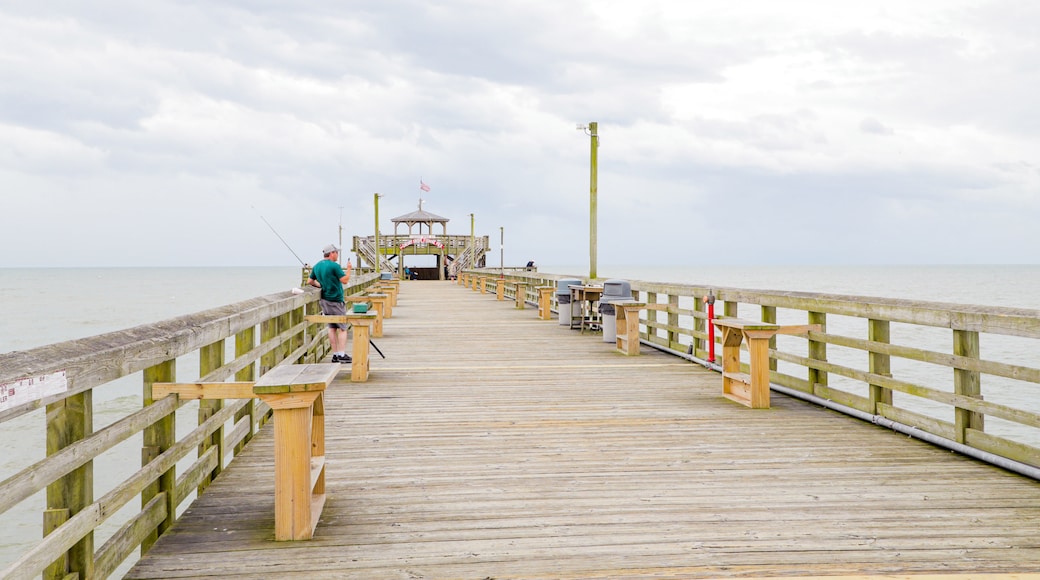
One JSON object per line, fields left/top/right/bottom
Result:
{"left": 0, "top": 370, "right": 68, "bottom": 412}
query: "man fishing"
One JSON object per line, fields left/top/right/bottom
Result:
{"left": 308, "top": 244, "right": 352, "bottom": 363}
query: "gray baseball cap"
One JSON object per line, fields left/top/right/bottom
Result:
{"left": 322, "top": 244, "right": 339, "bottom": 255}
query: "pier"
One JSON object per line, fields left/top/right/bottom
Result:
{"left": 124, "top": 281, "right": 1040, "bottom": 578}
{"left": 4, "top": 271, "right": 1040, "bottom": 579}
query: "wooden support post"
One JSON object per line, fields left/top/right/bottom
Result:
{"left": 234, "top": 325, "right": 257, "bottom": 453}
{"left": 693, "top": 294, "right": 705, "bottom": 358}
{"left": 808, "top": 312, "right": 827, "bottom": 395}
{"left": 369, "top": 291, "right": 391, "bottom": 319}
{"left": 761, "top": 305, "right": 778, "bottom": 372}
{"left": 667, "top": 294, "right": 679, "bottom": 350}
{"left": 868, "top": 319, "right": 892, "bottom": 414}
{"left": 142, "top": 360, "right": 176, "bottom": 553}
{"left": 537, "top": 286, "right": 555, "bottom": 320}
{"left": 367, "top": 295, "right": 386, "bottom": 338}
{"left": 496, "top": 278, "right": 505, "bottom": 301}
{"left": 260, "top": 317, "right": 278, "bottom": 376}
{"left": 954, "top": 329, "right": 983, "bottom": 444}
{"left": 514, "top": 282, "right": 527, "bottom": 309}
{"left": 45, "top": 389, "right": 93, "bottom": 579}
{"left": 347, "top": 315, "right": 376, "bottom": 382}
{"left": 378, "top": 281, "right": 399, "bottom": 306}
{"left": 198, "top": 341, "right": 225, "bottom": 496}
{"left": 615, "top": 302, "right": 646, "bottom": 355}
{"left": 480, "top": 276, "right": 487, "bottom": 294}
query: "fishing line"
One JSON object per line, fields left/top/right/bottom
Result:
{"left": 252, "top": 206, "right": 306, "bottom": 266}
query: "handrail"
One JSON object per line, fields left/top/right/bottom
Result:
{"left": 0, "top": 272, "right": 380, "bottom": 579}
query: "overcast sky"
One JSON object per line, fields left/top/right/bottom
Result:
{"left": 1, "top": 1, "right": 1037, "bottom": 268}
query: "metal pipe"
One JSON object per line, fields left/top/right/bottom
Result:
{"left": 374, "top": 193, "right": 381, "bottom": 275}
{"left": 588, "top": 121, "right": 598, "bottom": 281}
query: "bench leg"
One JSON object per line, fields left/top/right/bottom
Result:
{"left": 350, "top": 322, "right": 372, "bottom": 382}
{"left": 272, "top": 404, "right": 314, "bottom": 541}
{"left": 746, "top": 335, "right": 772, "bottom": 409}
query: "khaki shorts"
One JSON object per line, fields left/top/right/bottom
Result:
{"left": 319, "top": 299, "right": 347, "bottom": 329}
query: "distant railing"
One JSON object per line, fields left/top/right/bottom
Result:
{"left": 0, "top": 273, "right": 379, "bottom": 579}
{"left": 461, "top": 268, "right": 1040, "bottom": 476}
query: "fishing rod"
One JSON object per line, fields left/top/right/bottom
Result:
{"left": 253, "top": 206, "right": 385, "bottom": 358}
{"left": 253, "top": 206, "right": 306, "bottom": 266}
{"left": 369, "top": 339, "right": 386, "bottom": 359}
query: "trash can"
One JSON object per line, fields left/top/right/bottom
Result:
{"left": 556, "top": 278, "right": 583, "bottom": 326}
{"left": 598, "top": 279, "right": 632, "bottom": 342}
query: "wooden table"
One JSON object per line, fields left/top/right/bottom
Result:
{"left": 569, "top": 286, "right": 603, "bottom": 333}
{"left": 711, "top": 317, "right": 819, "bottom": 409}
{"left": 253, "top": 364, "right": 338, "bottom": 540}
{"left": 614, "top": 302, "right": 646, "bottom": 355}
{"left": 305, "top": 313, "right": 378, "bottom": 382}
{"left": 536, "top": 286, "right": 555, "bottom": 320}
{"left": 514, "top": 282, "right": 528, "bottom": 309}
{"left": 153, "top": 363, "right": 340, "bottom": 541}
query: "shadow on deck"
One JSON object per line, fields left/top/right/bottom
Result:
{"left": 127, "top": 281, "right": 1040, "bottom": 579}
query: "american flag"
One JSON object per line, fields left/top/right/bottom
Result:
{"left": 419, "top": 180, "right": 431, "bottom": 192}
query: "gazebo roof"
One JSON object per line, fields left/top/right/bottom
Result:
{"left": 391, "top": 201, "right": 449, "bottom": 225}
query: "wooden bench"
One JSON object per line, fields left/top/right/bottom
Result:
{"left": 373, "top": 281, "right": 398, "bottom": 306}
{"left": 614, "top": 302, "right": 646, "bottom": 355}
{"left": 305, "top": 313, "right": 378, "bottom": 382}
{"left": 153, "top": 363, "right": 339, "bottom": 541}
{"left": 711, "top": 317, "right": 820, "bottom": 409}
{"left": 365, "top": 292, "right": 391, "bottom": 327}
{"left": 536, "top": 286, "right": 555, "bottom": 320}
{"left": 514, "top": 282, "right": 528, "bottom": 309}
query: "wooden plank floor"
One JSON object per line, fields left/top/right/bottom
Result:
{"left": 126, "top": 280, "right": 1040, "bottom": 579}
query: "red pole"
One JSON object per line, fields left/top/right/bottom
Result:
{"left": 704, "top": 292, "right": 716, "bottom": 363}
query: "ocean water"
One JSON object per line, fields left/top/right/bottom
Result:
{"left": 2, "top": 264, "right": 1039, "bottom": 575}
{"left": 0, "top": 267, "right": 299, "bottom": 576}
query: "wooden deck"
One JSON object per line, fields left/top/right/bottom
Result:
{"left": 126, "top": 281, "right": 1040, "bottom": 579}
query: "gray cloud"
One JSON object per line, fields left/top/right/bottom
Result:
{"left": 1, "top": 1, "right": 1037, "bottom": 268}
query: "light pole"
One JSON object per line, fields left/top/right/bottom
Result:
{"left": 374, "top": 193, "right": 382, "bottom": 275}
{"left": 578, "top": 121, "right": 599, "bottom": 280}
{"left": 500, "top": 226, "right": 504, "bottom": 279}
{"left": 469, "top": 213, "right": 475, "bottom": 270}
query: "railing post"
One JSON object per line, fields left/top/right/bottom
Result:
{"left": 868, "top": 319, "right": 892, "bottom": 414}
{"left": 142, "top": 359, "right": 176, "bottom": 553}
{"left": 954, "top": 329, "right": 983, "bottom": 444}
{"left": 693, "top": 294, "right": 705, "bottom": 358}
{"left": 647, "top": 292, "right": 658, "bottom": 343}
{"left": 808, "top": 312, "right": 827, "bottom": 395}
{"left": 667, "top": 294, "right": 679, "bottom": 350}
{"left": 761, "top": 305, "right": 777, "bottom": 372}
{"left": 723, "top": 300, "right": 738, "bottom": 319}
{"left": 198, "top": 340, "right": 225, "bottom": 495}
{"left": 44, "top": 390, "right": 94, "bottom": 579}
{"left": 261, "top": 318, "right": 278, "bottom": 376}
{"left": 234, "top": 325, "right": 257, "bottom": 453}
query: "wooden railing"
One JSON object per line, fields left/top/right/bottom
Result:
{"left": 0, "top": 274, "right": 379, "bottom": 580}
{"left": 462, "top": 268, "right": 1040, "bottom": 474}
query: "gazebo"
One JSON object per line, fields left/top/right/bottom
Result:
{"left": 390, "top": 201, "right": 452, "bottom": 280}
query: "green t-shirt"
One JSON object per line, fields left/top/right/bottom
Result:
{"left": 310, "top": 259, "right": 346, "bottom": 302}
